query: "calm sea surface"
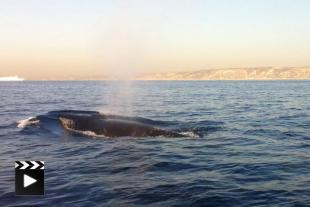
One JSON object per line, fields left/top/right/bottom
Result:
{"left": 0, "top": 81, "right": 309, "bottom": 207}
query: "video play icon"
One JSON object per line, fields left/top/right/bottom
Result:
{"left": 15, "top": 161, "right": 45, "bottom": 195}
{"left": 24, "top": 174, "right": 37, "bottom": 187}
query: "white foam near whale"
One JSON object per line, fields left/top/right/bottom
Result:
{"left": 17, "top": 117, "right": 39, "bottom": 128}
{"left": 179, "top": 131, "right": 200, "bottom": 138}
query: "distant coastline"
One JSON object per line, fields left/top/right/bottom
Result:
{"left": 135, "top": 67, "right": 310, "bottom": 81}
{"left": 2, "top": 67, "right": 310, "bottom": 81}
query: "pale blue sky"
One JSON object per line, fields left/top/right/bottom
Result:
{"left": 0, "top": 0, "right": 309, "bottom": 79}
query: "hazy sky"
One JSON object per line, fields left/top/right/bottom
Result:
{"left": 1, "top": 0, "right": 310, "bottom": 79}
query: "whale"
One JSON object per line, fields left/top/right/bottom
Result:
{"left": 58, "top": 114, "right": 185, "bottom": 138}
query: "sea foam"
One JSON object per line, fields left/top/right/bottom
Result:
{"left": 17, "top": 117, "right": 39, "bottom": 128}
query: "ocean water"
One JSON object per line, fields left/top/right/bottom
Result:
{"left": 0, "top": 81, "right": 309, "bottom": 207}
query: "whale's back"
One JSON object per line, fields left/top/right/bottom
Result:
{"left": 58, "top": 114, "right": 184, "bottom": 138}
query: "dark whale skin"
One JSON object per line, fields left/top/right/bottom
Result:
{"left": 59, "top": 114, "right": 184, "bottom": 138}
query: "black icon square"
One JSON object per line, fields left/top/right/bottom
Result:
{"left": 15, "top": 161, "right": 45, "bottom": 196}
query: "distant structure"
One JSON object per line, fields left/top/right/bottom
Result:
{"left": 0, "top": 76, "right": 24, "bottom": 81}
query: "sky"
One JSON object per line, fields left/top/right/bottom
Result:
{"left": 0, "top": 0, "right": 310, "bottom": 80}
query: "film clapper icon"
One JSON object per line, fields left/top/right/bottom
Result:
{"left": 15, "top": 161, "right": 45, "bottom": 196}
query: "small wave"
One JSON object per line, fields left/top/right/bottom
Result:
{"left": 17, "top": 117, "right": 39, "bottom": 128}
